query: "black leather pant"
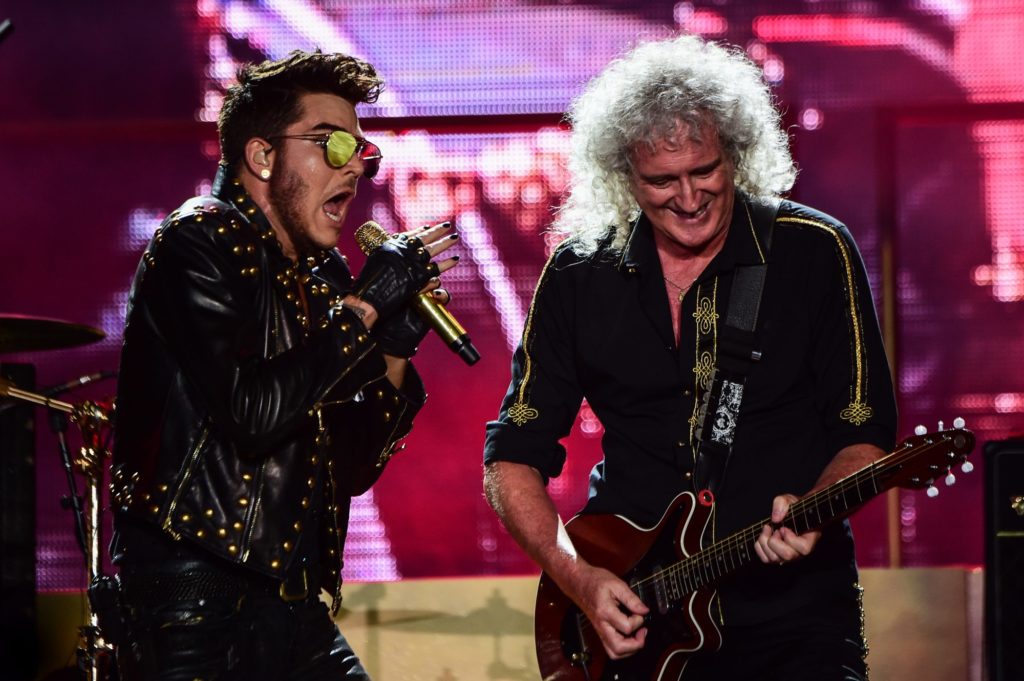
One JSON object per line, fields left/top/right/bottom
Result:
{"left": 116, "top": 560, "right": 370, "bottom": 681}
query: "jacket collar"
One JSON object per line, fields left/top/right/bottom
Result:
{"left": 211, "top": 164, "right": 334, "bottom": 274}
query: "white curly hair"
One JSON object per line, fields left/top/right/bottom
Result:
{"left": 554, "top": 34, "right": 797, "bottom": 256}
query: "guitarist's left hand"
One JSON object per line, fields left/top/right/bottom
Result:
{"left": 754, "top": 494, "right": 822, "bottom": 566}
{"left": 754, "top": 443, "right": 886, "bottom": 566}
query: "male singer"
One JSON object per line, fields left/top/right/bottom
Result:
{"left": 111, "top": 50, "right": 459, "bottom": 680}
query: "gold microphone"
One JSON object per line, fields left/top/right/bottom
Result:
{"left": 355, "top": 221, "right": 480, "bottom": 366}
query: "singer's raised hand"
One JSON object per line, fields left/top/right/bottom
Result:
{"left": 352, "top": 220, "right": 460, "bottom": 324}
{"left": 401, "top": 220, "right": 460, "bottom": 276}
{"left": 372, "top": 285, "right": 450, "bottom": 358}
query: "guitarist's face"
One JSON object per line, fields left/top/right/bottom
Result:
{"left": 628, "top": 122, "right": 736, "bottom": 257}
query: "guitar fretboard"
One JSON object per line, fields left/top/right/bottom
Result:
{"left": 631, "top": 433, "right": 956, "bottom": 609}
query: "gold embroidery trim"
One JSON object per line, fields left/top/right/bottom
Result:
{"left": 776, "top": 216, "right": 873, "bottom": 425}
{"left": 855, "top": 581, "right": 870, "bottom": 673}
{"left": 508, "top": 250, "right": 561, "bottom": 426}
{"left": 743, "top": 200, "right": 767, "bottom": 264}
{"left": 688, "top": 277, "right": 718, "bottom": 443}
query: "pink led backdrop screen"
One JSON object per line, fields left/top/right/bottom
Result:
{"left": 1, "top": 1, "right": 1022, "bottom": 591}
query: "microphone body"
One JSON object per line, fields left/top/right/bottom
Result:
{"left": 355, "top": 221, "right": 480, "bottom": 366}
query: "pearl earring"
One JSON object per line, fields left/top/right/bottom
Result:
{"left": 260, "top": 168, "right": 271, "bottom": 180}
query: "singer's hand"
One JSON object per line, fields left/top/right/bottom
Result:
{"left": 402, "top": 221, "right": 460, "bottom": 275}
{"left": 353, "top": 221, "right": 460, "bottom": 322}
{"left": 374, "top": 283, "right": 450, "bottom": 358}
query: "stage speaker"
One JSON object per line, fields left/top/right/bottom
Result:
{"left": 985, "top": 438, "right": 1024, "bottom": 681}
{"left": 0, "top": 362, "right": 38, "bottom": 680}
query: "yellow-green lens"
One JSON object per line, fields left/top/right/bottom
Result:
{"left": 325, "top": 130, "right": 358, "bottom": 168}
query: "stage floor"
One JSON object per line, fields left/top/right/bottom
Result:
{"left": 34, "top": 567, "right": 983, "bottom": 680}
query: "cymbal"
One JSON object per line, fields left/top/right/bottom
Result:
{"left": 0, "top": 314, "right": 106, "bottom": 354}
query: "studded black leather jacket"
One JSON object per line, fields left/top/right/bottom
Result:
{"left": 112, "top": 166, "right": 424, "bottom": 610}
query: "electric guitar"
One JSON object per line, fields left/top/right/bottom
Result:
{"left": 534, "top": 421, "right": 976, "bottom": 681}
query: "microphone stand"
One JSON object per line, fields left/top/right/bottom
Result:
{"left": 68, "top": 399, "right": 115, "bottom": 681}
{"left": 51, "top": 407, "right": 89, "bottom": 561}
{"left": 0, "top": 380, "right": 115, "bottom": 680}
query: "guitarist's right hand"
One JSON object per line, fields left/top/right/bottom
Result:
{"left": 569, "top": 563, "right": 650, "bottom": 659}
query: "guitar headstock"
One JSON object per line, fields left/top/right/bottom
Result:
{"left": 882, "top": 418, "right": 976, "bottom": 496}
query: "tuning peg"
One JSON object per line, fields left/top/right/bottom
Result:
{"left": 961, "top": 461, "right": 974, "bottom": 474}
{"left": 914, "top": 425, "right": 927, "bottom": 436}
{"left": 953, "top": 417, "right": 965, "bottom": 429}
{"left": 938, "top": 420, "right": 945, "bottom": 431}
{"left": 926, "top": 485, "right": 939, "bottom": 498}
{"left": 945, "top": 472, "right": 956, "bottom": 486}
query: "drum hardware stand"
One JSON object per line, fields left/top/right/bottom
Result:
{"left": 0, "top": 380, "right": 116, "bottom": 681}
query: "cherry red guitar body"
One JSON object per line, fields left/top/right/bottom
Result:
{"left": 535, "top": 492, "right": 719, "bottom": 681}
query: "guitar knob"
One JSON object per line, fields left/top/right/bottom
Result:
{"left": 945, "top": 472, "right": 956, "bottom": 486}
{"left": 953, "top": 417, "right": 965, "bottom": 429}
{"left": 926, "top": 485, "right": 939, "bottom": 498}
{"left": 937, "top": 420, "right": 945, "bottom": 431}
{"left": 961, "top": 461, "right": 975, "bottom": 474}
{"left": 914, "top": 425, "right": 927, "bottom": 436}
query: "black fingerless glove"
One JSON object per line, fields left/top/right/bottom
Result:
{"left": 353, "top": 235, "right": 437, "bottom": 321}
{"left": 373, "top": 301, "right": 431, "bottom": 358}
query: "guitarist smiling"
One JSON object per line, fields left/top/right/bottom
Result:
{"left": 484, "top": 35, "right": 900, "bottom": 681}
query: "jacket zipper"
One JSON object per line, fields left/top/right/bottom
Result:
{"left": 239, "top": 460, "right": 267, "bottom": 562}
{"left": 163, "top": 421, "right": 210, "bottom": 540}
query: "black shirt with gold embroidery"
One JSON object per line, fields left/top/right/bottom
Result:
{"left": 484, "top": 194, "right": 897, "bottom": 625}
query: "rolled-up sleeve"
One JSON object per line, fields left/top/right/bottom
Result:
{"left": 806, "top": 221, "right": 897, "bottom": 457}
{"left": 484, "top": 249, "right": 585, "bottom": 482}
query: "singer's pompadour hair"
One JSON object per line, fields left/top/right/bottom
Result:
{"left": 218, "top": 49, "right": 384, "bottom": 167}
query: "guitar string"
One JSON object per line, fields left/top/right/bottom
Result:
{"left": 660, "top": 437, "right": 947, "bottom": 589}
{"left": 567, "top": 434, "right": 960, "bottom": 641}
{"left": 633, "top": 435, "right": 952, "bottom": 593}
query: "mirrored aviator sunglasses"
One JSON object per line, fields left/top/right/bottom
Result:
{"left": 325, "top": 130, "right": 382, "bottom": 179}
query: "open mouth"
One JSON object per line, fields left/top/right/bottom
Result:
{"left": 322, "top": 189, "right": 354, "bottom": 223}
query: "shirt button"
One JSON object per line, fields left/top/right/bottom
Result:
{"left": 676, "top": 440, "right": 686, "bottom": 448}
{"left": 683, "top": 389, "right": 692, "bottom": 397}
{"left": 683, "top": 471, "right": 693, "bottom": 480}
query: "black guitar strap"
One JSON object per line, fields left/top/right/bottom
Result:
{"left": 692, "top": 196, "right": 780, "bottom": 496}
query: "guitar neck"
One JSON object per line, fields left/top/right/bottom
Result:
{"left": 657, "top": 436, "right": 941, "bottom": 597}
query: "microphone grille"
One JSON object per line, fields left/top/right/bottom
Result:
{"left": 355, "top": 221, "right": 389, "bottom": 255}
